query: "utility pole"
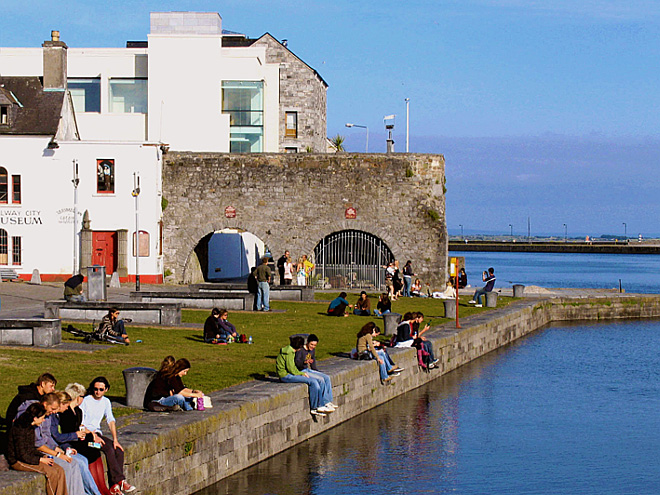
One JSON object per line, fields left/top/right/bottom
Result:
{"left": 132, "top": 173, "right": 141, "bottom": 291}
{"left": 405, "top": 98, "right": 410, "bottom": 153}
{"left": 72, "top": 159, "right": 79, "bottom": 275}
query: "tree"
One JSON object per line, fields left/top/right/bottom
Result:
{"left": 330, "top": 134, "right": 345, "bottom": 152}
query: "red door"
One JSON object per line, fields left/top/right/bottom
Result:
{"left": 92, "top": 231, "right": 117, "bottom": 273}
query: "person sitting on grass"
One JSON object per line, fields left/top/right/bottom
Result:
{"left": 218, "top": 309, "right": 238, "bottom": 342}
{"left": 353, "top": 291, "right": 371, "bottom": 316}
{"left": 7, "top": 402, "right": 68, "bottom": 495}
{"left": 373, "top": 293, "right": 391, "bottom": 316}
{"left": 411, "top": 279, "right": 428, "bottom": 298}
{"left": 99, "top": 308, "right": 130, "bottom": 344}
{"left": 277, "top": 335, "right": 334, "bottom": 417}
{"left": 6, "top": 372, "right": 57, "bottom": 423}
{"left": 204, "top": 308, "right": 236, "bottom": 344}
{"left": 356, "top": 322, "right": 402, "bottom": 384}
{"left": 294, "top": 334, "right": 338, "bottom": 412}
{"left": 327, "top": 292, "right": 352, "bottom": 317}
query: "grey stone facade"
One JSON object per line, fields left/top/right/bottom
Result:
{"left": 161, "top": 152, "right": 447, "bottom": 286}
{"left": 252, "top": 35, "right": 327, "bottom": 153}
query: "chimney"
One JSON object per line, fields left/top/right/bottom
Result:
{"left": 42, "top": 30, "right": 67, "bottom": 91}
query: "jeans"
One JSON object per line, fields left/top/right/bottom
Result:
{"left": 280, "top": 373, "right": 321, "bottom": 410}
{"left": 306, "top": 369, "right": 333, "bottom": 405}
{"left": 473, "top": 287, "right": 488, "bottom": 305}
{"left": 106, "top": 320, "right": 127, "bottom": 343}
{"left": 372, "top": 349, "right": 394, "bottom": 380}
{"left": 53, "top": 455, "right": 85, "bottom": 495}
{"left": 373, "top": 309, "right": 390, "bottom": 317}
{"left": 403, "top": 276, "right": 412, "bottom": 297}
{"left": 66, "top": 294, "right": 86, "bottom": 302}
{"left": 353, "top": 309, "right": 371, "bottom": 316}
{"left": 158, "top": 393, "right": 195, "bottom": 411}
{"left": 257, "top": 281, "right": 270, "bottom": 311}
{"left": 71, "top": 454, "right": 102, "bottom": 495}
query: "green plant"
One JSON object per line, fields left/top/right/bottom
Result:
{"left": 406, "top": 168, "right": 414, "bottom": 177}
{"left": 184, "top": 441, "right": 194, "bottom": 456}
{"left": 134, "top": 461, "right": 141, "bottom": 472}
{"left": 442, "top": 176, "right": 447, "bottom": 194}
{"left": 161, "top": 197, "right": 169, "bottom": 211}
{"left": 163, "top": 268, "right": 173, "bottom": 277}
{"left": 427, "top": 209, "right": 440, "bottom": 221}
{"left": 330, "top": 134, "right": 345, "bottom": 152}
{"left": 305, "top": 146, "right": 314, "bottom": 153}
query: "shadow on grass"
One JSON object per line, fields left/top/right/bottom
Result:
{"left": 184, "top": 336, "right": 205, "bottom": 343}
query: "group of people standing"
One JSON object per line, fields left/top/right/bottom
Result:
{"left": 276, "top": 251, "right": 315, "bottom": 286}
{"left": 5, "top": 373, "right": 136, "bottom": 495}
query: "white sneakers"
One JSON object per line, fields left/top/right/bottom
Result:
{"left": 312, "top": 403, "right": 339, "bottom": 416}
{"left": 468, "top": 300, "right": 476, "bottom": 304}
{"left": 317, "top": 405, "right": 334, "bottom": 413}
{"left": 475, "top": 304, "right": 482, "bottom": 308}
{"left": 310, "top": 409, "right": 326, "bottom": 417}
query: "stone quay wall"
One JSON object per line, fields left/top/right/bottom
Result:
{"left": 161, "top": 152, "right": 447, "bottom": 286}
{"left": 4, "top": 295, "right": 660, "bottom": 495}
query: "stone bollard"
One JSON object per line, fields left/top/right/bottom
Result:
{"left": 512, "top": 284, "right": 525, "bottom": 298}
{"left": 485, "top": 291, "right": 498, "bottom": 308}
{"left": 109, "top": 272, "right": 121, "bottom": 288}
{"left": 29, "top": 269, "right": 41, "bottom": 285}
{"left": 443, "top": 299, "right": 456, "bottom": 318}
{"left": 122, "top": 367, "right": 157, "bottom": 409}
{"left": 382, "top": 312, "right": 402, "bottom": 336}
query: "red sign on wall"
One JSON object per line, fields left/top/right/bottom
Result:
{"left": 225, "top": 206, "right": 236, "bottom": 218}
{"left": 345, "top": 207, "right": 357, "bottom": 219}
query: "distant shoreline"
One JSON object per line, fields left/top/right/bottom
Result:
{"left": 449, "top": 240, "right": 660, "bottom": 254}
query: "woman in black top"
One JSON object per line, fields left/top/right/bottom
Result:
{"left": 7, "top": 402, "right": 68, "bottom": 495}
{"left": 157, "top": 358, "right": 204, "bottom": 411}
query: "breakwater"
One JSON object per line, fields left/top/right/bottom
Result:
{"left": 3, "top": 295, "right": 660, "bottom": 495}
{"left": 449, "top": 241, "right": 660, "bottom": 254}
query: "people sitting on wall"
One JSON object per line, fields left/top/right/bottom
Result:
{"left": 469, "top": 267, "right": 496, "bottom": 307}
{"left": 294, "top": 334, "right": 338, "bottom": 412}
{"left": 64, "top": 274, "right": 86, "bottom": 302}
{"left": 5, "top": 372, "right": 57, "bottom": 423}
{"left": 145, "top": 356, "right": 181, "bottom": 412}
{"left": 276, "top": 335, "right": 334, "bottom": 417}
{"left": 99, "top": 308, "right": 130, "bottom": 344}
{"left": 373, "top": 293, "right": 391, "bottom": 316}
{"left": 353, "top": 291, "right": 371, "bottom": 316}
{"left": 151, "top": 358, "right": 204, "bottom": 412}
{"left": 395, "top": 312, "right": 439, "bottom": 368}
{"left": 327, "top": 292, "right": 352, "bottom": 317}
{"left": 356, "top": 322, "right": 402, "bottom": 383}
{"left": 6, "top": 402, "right": 68, "bottom": 495}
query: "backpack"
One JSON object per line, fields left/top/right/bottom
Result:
{"left": 237, "top": 334, "right": 248, "bottom": 344}
{"left": 413, "top": 338, "right": 431, "bottom": 371}
{"left": 388, "top": 334, "right": 398, "bottom": 347}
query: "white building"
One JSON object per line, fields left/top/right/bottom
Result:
{"left": 0, "top": 12, "right": 328, "bottom": 282}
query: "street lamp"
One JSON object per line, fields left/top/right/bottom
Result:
{"left": 509, "top": 224, "right": 513, "bottom": 237}
{"left": 623, "top": 222, "right": 627, "bottom": 239}
{"left": 132, "top": 173, "right": 141, "bottom": 291}
{"left": 405, "top": 98, "right": 410, "bottom": 153}
{"left": 72, "top": 159, "right": 79, "bottom": 275}
{"left": 563, "top": 223, "right": 567, "bottom": 242}
{"left": 345, "top": 123, "right": 369, "bottom": 153}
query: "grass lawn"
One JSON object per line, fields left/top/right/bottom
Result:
{"left": 0, "top": 292, "right": 514, "bottom": 416}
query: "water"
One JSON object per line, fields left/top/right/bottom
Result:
{"left": 451, "top": 251, "right": 660, "bottom": 294}
{"left": 198, "top": 319, "right": 660, "bottom": 495}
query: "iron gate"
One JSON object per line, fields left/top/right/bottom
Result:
{"left": 312, "top": 230, "right": 393, "bottom": 290}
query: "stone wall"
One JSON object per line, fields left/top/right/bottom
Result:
{"left": 3, "top": 295, "right": 660, "bottom": 495}
{"left": 252, "top": 35, "right": 327, "bottom": 153}
{"left": 161, "top": 152, "right": 447, "bottom": 286}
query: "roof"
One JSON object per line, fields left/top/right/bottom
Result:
{"left": 0, "top": 77, "right": 64, "bottom": 135}
{"left": 256, "top": 33, "right": 328, "bottom": 88}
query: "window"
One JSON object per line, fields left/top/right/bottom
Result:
{"left": 133, "top": 230, "right": 150, "bottom": 257}
{"left": 284, "top": 147, "right": 298, "bottom": 153}
{"left": 0, "top": 106, "right": 8, "bottom": 125}
{"left": 68, "top": 78, "right": 101, "bottom": 113}
{"left": 12, "top": 176, "right": 21, "bottom": 204}
{"left": 97, "top": 159, "right": 115, "bottom": 194}
{"left": 109, "top": 78, "right": 147, "bottom": 114}
{"left": 285, "top": 112, "right": 297, "bottom": 138}
{"left": 222, "top": 81, "right": 264, "bottom": 153}
{"left": 0, "top": 168, "right": 7, "bottom": 204}
{"left": 0, "top": 229, "right": 7, "bottom": 265}
{"left": 11, "top": 236, "right": 21, "bottom": 265}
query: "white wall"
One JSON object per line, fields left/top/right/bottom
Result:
{"left": 0, "top": 136, "right": 162, "bottom": 279}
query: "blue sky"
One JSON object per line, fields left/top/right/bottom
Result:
{"left": 2, "top": 1, "right": 659, "bottom": 237}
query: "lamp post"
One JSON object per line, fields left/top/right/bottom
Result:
{"left": 509, "top": 224, "right": 513, "bottom": 237}
{"left": 132, "top": 173, "right": 141, "bottom": 291}
{"left": 405, "top": 98, "right": 410, "bottom": 153}
{"left": 345, "top": 123, "right": 369, "bottom": 153}
{"left": 72, "top": 159, "right": 79, "bottom": 275}
{"left": 623, "top": 222, "right": 627, "bottom": 239}
{"left": 563, "top": 223, "right": 567, "bottom": 242}
{"left": 459, "top": 224, "right": 464, "bottom": 239}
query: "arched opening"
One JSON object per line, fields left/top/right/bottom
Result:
{"left": 313, "top": 229, "right": 393, "bottom": 289}
{"left": 183, "top": 228, "right": 269, "bottom": 284}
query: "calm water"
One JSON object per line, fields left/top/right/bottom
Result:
{"left": 452, "top": 251, "right": 660, "bottom": 294}
{"left": 198, "top": 319, "right": 660, "bottom": 495}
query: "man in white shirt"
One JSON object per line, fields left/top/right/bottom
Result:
{"left": 81, "top": 376, "right": 136, "bottom": 495}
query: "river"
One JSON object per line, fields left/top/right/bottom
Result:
{"left": 197, "top": 318, "right": 660, "bottom": 495}
{"left": 452, "top": 251, "right": 660, "bottom": 294}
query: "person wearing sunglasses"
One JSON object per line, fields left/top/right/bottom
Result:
{"left": 80, "top": 377, "right": 136, "bottom": 495}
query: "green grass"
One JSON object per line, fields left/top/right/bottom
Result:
{"left": 0, "top": 293, "right": 512, "bottom": 416}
